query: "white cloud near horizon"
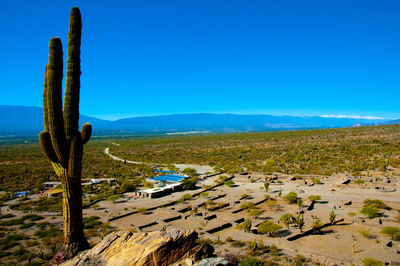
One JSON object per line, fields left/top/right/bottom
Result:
{"left": 319, "top": 115, "right": 385, "bottom": 120}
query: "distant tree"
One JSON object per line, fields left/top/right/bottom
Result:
{"left": 284, "top": 191, "right": 298, "bottom": 204}
{"left": 182, "top": 177, "right": 198, "bottom": 190}
{"left": 224, "top": 180, "right": 235, "bottom": 187}
{"left": 248, "top": 209, "right": 263, "bottom": 218}
{"left": 380, "top": 226, "right": 400, "bottom": 240}
{"left": 360, "top": 206, "right": 379, "bottom": 219}
{"left": 182, "top": 168, "right": 197, "bottom": 177}
{"left": 107, "top": 195, "right": 119, "bottom": 203}
{"left": 362, "top": 257, "right": 384, "bottom": 266}
{"left": 257, "top": 221, "right": 282, "bottom": 237}
{"left": 308, "top": 195, "right": 321, "bottom": 202}
{"left": 200, "top": 191, "right": 209, "bottom": 198}
{"left": 312, "top": 178, "right": 321, "bottom": 184}
{"left": 119, "top": 181, "right": 137, "bottom": 193}
{"left": 363, "top": 199, "right": 389, "bottom": 210}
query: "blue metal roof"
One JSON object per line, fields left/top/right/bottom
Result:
{"left": 151, "top": 174, "right": 185, "bottom": 182}
{"left": 154, "top": 169, "right": 176, "bottom": 173}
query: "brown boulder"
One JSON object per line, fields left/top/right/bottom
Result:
{"left": 63, "top": 229, "right": 201, "bottom": 266}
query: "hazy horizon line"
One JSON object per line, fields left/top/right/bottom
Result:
{"left": 0, "top": 104, "right": 397, "bottom": 121}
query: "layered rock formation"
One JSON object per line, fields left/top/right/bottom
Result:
{"left": 63, "top": 229, "right": 213, "bottom": 266}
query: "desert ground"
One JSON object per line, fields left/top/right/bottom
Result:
{"left": 76, "top": 169, "right": 400, "bottom": 265}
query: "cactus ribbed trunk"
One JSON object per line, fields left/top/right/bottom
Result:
{"left": 60, "top": 171, "right": 88, "bottom": 254}
{"left": 39, "top": 7, "right": 91, "bottom": 259}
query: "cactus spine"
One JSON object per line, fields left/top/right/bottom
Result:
{"left": 39, "top": 7, "right": 91, "bottom": 257}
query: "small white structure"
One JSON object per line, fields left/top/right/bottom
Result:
{"left": 42, "top": 181, "right": 61, "bottom": 189}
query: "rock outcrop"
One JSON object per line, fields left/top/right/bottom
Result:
{"left": 63, "top": 229, "right": 212, "bottom": 266}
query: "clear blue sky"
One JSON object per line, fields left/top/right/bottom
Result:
{"left": 1, "top": 0, "right": 399, "bottom": 120}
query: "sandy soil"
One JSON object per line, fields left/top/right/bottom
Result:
{"left": 81, "top": 171, "right": 400, "bottom": 265}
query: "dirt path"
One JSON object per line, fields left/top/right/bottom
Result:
{"left": 104, "top": 147, "right": 214, "bottom": 174}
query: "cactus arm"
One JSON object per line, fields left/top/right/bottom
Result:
{"left": 68, "top": 132, "right": 83, "bottom": 178}
{"left": 64, "top": 7, "right": 82, "bottom": 140}
{"left": 81, "top": 123, "right": 92, "bottom": 144}
{"left": 47, "top": 37, "right": 68, "bottom": 164}
{"left": 43, "top": 65, "right": 49, "bottom": 131}
{"left": 39, "top": 131, "right": 60, "bottom": 164}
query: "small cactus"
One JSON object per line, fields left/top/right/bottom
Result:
{"left": 330, "top": 209, "right": 336, "bottom": 224}
{"left": 251, "top": 240, "right": 258, "bottom": 251}
{"left": 296, "top": 213, "right": 305, "bottom": 232}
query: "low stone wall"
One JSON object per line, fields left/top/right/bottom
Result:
{"left": 205, "top": 223, "right": 232, "bottom": 234}
{"left": 139, "top": 221, "right": 159, "bottom": 230}
{"left": 163, "top": 215, "right": 182, "bottom": 223}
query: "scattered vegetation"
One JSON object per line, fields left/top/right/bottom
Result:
{"left": 283, "top": 191, "right": 298, "bottom": 204}
{"left": 380, "top": 226, "right": 400, "bottom": 241}
{"left": 362, "top": 257, "right": 384, "bottom": 266}
{"left": 360, "top": 206, "right": 379, "bottom": 219}
{"left": 137, "top": 208, "right": 148, "bottom": 214}
{"left": 257, "top": 221, "right": 282, "bottom": 236}
{"left": 363, "top": 199, "right": 390, "bottom": 210}
{"left": 358, "top": 228, "right": 374, "bottom": 239}
{"left": 236, "top": 218, "right": 252, "bottom": 232}
{"left": 308, "top": 195, "right": 321, "bottom": 202}
{"left": 279, "top": 213, "right": 293, "bottom": 230}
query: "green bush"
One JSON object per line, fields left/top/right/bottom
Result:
{"left": 107, "top": 195, "right": 120, "bottom": 203}
{"left": 257, "top": 221, "right": 282, "bottom": 236}
{"left": 362, "top": 257, "right": 384, "bottom": 266}
{"left": 283, "top": 191, "right": 298, "bottom": 204}
{"left": 200, "top": 192, "right": 209, "bottom": 198}
{"left": 21, "top": 214, "right": 44, "bottom": 221}
{"left": 240, "top": 258, "right": 263, "bottom": 266}
{"left": 354, "top": 179, "right": 365, "bottom": 184}
{"left": 236, "top": 218, "right": 252, "bottom": 232}
{"left": 34, "top": 227, "right": 60, "bottom": 238}
{"left": 137, "top": 207, "right": 148, "bottom": 214}
{"left": 380, "top": 226, "right": 400, "bottom": 241}
{"left": 312, "top": 220, "right": 323, "bottom": 231}
{"left": 363, "top": 199, "right": 389, "bottom": 210}
{"left": 83, "top": 216, "right": 102, "bottom": 229}
{"left": 143, "top": 182, "right": 154, "bottom": 188}
{"left": 312, "top": 178, "right": 321, "bottom": 184}
{"left": 19, "top": 222, "right": 35, "bottom": 229}
{"left": 0, "top": 234, "right": 25, "bottom": 245}
{"left": 0, "top": 241, "right": 19, "bottom": 251}
{"left": 182, "top": 177, "right": 198, "bottom": 190}
{"left": 240, "top": 202, "right": 255, "bottom": 210}
{"left": 308, "top": 195, "right": 321, "bottom": 202}
{"left": 279, "top": 213, "right": 293, "bottom": 230}
{"left": 0, "top": 214, "right": 14, "bottom": 219}
{"left": 248, "top": 209, "right": 263, "bottom": 217}
{"left": 358, "top": 229, "right": 374, "bottom": 239}
{"left": 0, "top": 251, "right": 11, "bottom": 259}
{"left": 0, "top": 218, "right": 24, "bottom": 226}
{"left": 224, "top": 180, "right": 235, "bottom": 187}
{"left": 360, "top": 206, "right": 379, "bottom": 219}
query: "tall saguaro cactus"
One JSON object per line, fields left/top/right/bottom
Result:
{"left": 39, "top": 7, "right": 91, "bottom": 257}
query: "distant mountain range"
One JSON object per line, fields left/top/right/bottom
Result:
{"left": 0, "top": 105, "right": 398, "bottom": 136}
